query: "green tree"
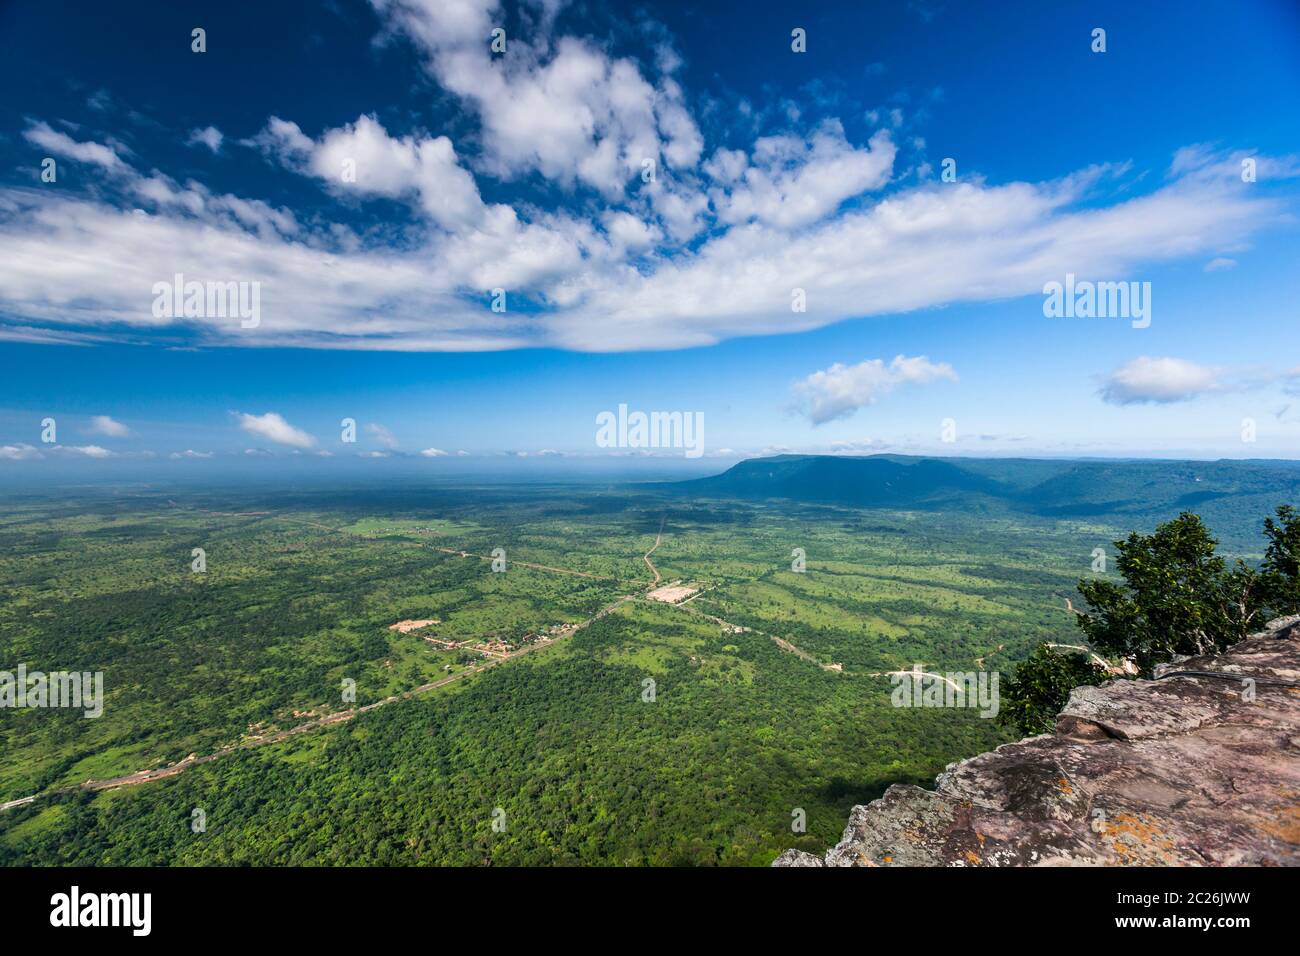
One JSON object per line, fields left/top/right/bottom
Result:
{"left": 997, "top": 644, "right": 1105, "bottom": 736}
{"left": 1260, "top": 505, "right": 1300, "bottom": 616}
{"left": 1000, "top": 510, "right": 1283, "bottom": 736}
{"left": 1075, "top": 512, "right": 1262, "bottom": 674}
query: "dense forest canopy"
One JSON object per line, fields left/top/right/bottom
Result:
{"left": 1, "top": 466, "right": 1292, "bottom": 864}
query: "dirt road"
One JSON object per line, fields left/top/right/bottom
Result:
{"left": 643, "top": 515, "right": 665, "bottom": 585}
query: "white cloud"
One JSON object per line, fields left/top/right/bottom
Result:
{"left": 303, "top": 115, "right": 489, "bottom": 232}
{"left": 710, "top": 124, "right": 896, "bottom": 229}
{"left": 125, "top": 170, "right": 299, "bottom": 238}
{"left": 1204, "top": 257, "right": 1237, "bottom": 272}
{"left": 88, "top": 414, "right": 131, "bottom": 437}
{"left": 0, "top": 186, "right": 519, "bottom": 348}
{"left": 233, "top": 411, "right": 316, "bottom": 448}
{"left": 187, "top": 126, "right": 224, "bottom": 153}
{"left": 420, "top": 447, "right": 448, "bottom": 457}
{"left": 23, "top": 121, "right": 125, "bottom": 171}
{"left": 62, "top": 444, "right": 113, "bottom": 458}
{"left": 791, "top": 355, "right": 957, "bottom": 424}
{"left": 601, "top": 211, "right": 660, "bottom": 251}
{"left": 368, "top": 1, "right": 702, "bottom": 197}
{"left": 366, "top": 422, "right": 399, "bottom": 449}
{"left": 0, "top": 443, "right": 43, "bottom": 460}
{"left": 1099, "top": 356, "right": 1227, "bottom": 405}
{"left": 545, "top": 158, "right": 1287, "bottom": 350}
{"left": 244, "top": 116, "right": 313, "bottom": 163}
{"left": 170, "top": 449, "right": 213, "bottom": 459}
{"left": 644, "top": 179, "right": 709, "bottom": 242}
{"left": 1169, "top": 144, "right": 1300, "bottom": 183}
{"left": 0, "top": 84, "right": 1293, "bottom": 355}
{"left": 703, "top": 148, "right": 747, "bottom": 184}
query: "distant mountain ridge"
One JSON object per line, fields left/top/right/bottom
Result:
{"left": 661, "top": 454, "right": 1300, "bottom": 535}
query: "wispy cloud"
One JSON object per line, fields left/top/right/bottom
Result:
{"left": 365, "top": 422, "right": 399, "bottom": 449}
{"left": 0, "top": 443, "right": 43, "bottom": 460}
{"left": 22, "top": 121, "right": 125, "bottom": 171}
{"left": 88, "top": 414, "right": 131, "bottom": 437}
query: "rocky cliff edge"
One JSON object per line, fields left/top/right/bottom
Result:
{"left": 775, "top": 616, "right": 1300, "bottom": 867}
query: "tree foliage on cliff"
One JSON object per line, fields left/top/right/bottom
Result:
{"left": 1075, "top": 512, "right": 1262, "bottom": 674}
{"left": 1261, "top": 504, "right": 1300, "bottom": 616}
{"left": 997, "top": 644, "right": 1105, "bottom": 736}
{"left": 1001, "top": 506, "right": 1300, "bottom": 735}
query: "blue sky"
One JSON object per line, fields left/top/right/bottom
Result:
{"left": 1, "top": 0, "right": 1298, "bottom": 473}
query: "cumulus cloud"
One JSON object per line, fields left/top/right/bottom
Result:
{"left": 61, "top": 444, "right": 113, "bottom": 458}
{"left": 298, "top": 114, "right": 489, "bottom": 231}
{"left": 420, "top": 447, "right": 448, "bottom": 457}
{"left": 233, "top": 411, "right": 316, "bottom": 448}
{"left": 371, "top": 0, "right": 703, "bottom": 197}
{"left": 1098, "top": 357, "right": 1295, "bottom": 405}
{"left": 601, "top": 211, "right": 660, "bottom": 251}
{"left": 170, "top": 449, "right": 213, "bottom": 459}
{"left": 710, "top": 124, "right": 896, "bottom": 229}
{"left": 1099, "top": 356, "right": 1229, "bottom": 405}
{"left": 243, "top": 116, "right": 314, "bottom": 163}
{"left": 791, "top": 355, "right": 957, "bottom": 424}
{"left": 88, "top": 414, "right": 131, "bottom": 437}
{"left": 187, "top": 126, "right": 224, "bottom": 153}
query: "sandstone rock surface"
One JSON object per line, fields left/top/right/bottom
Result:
{"left": 775, "top": 617, "right": 1300, "bottom": 867}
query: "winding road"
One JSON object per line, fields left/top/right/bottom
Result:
{"left": 643, "top": 515, "right": 665, "bottom": 585}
